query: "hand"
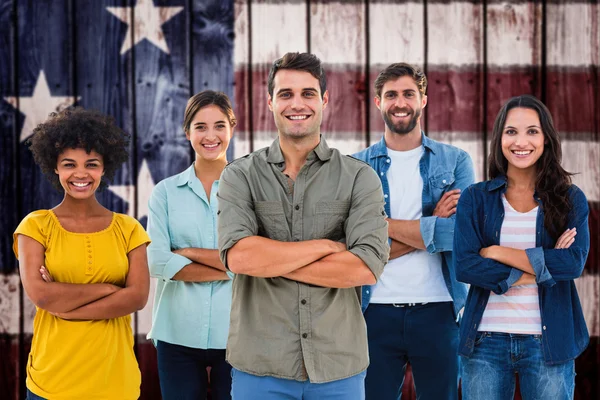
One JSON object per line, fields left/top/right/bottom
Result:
{"left": 330, "top": 240, "right": 347, "bottom": 253}
{"left": 555, "top": 228, "right": 577, "bottom": 249}
{"left": 433, "top": 189, "right": 461, "bottom": 218}
{"left": 39, "top": 266, "right": 54, "bottom": 282}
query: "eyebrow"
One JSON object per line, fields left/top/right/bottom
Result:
{"left": 60, "top": 158, "right": 101, "bottom": 162}
{"left": 504, "top": 125, "right": 541, "bottom": 129}
{"left": 276, "top": 88, "right": 319, "bottom": 95}
{"left": 193, "top": 120, "right": 227, "bottom": 126}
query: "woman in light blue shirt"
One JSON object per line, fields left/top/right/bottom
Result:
{"left": 147, "top": 91, "right": 236, "bottom": 400}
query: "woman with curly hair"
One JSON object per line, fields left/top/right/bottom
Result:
{"left": 454, "top": 95, "right": 590, "bottom": 400}
{"left": 146, "top": 91, "right": 236, "bottom": 400}
{"left": 13, "top": 108, "right": 150, "bottom": 400}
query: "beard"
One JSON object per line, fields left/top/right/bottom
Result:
{"left": 382, "top": 107, "right": 421, "bottom": 135}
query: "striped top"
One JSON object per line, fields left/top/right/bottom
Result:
{"left": 478, "top": 194, "right": 542, "bottom": 335}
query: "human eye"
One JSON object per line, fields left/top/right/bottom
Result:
{"left": 504, "top": 129, "right": 516, "bottom": 135}
{"left": 216, "top": 124, "right": 226, "bottom": 130}
{"left": 405, "top": 92, "right": 414, "bottom": 98}
{"left": 279, "top": 92, "right": 291, "bottom": 99}
{"left": 385, "top": 92, "right": 395, "bottom": 99}
{"left": 528, "top": 128, "right": 540, "bottom": 135}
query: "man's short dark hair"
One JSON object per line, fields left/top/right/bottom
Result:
{"left": 267, "top": 52, "right": 327, "bottom": 98}
{"left": 374, "top": 63, "right": 427, "bottom": 98}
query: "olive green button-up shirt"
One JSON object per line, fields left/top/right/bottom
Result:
{"left": 217, "top": 137, "right": 389, "bottom": 383}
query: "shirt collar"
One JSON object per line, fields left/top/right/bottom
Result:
{"left": 488, "top": 176, "right": 508, "bottom": 191}
{"left": 176, "top": 164, "right": 197, "bottom": 187}
{"left": 266, "top": 135, "right": 332, "bottom": 165}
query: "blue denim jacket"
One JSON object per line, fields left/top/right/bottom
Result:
{"left": 353, "top": 133, "right": 475, "bottom": 316}
{"left": 454, "top": 177, "right": 590, "bottom": 364}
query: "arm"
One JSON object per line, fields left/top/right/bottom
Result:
{"left": 173, "top": 248, "right": 225, "bottom": 271}
{"left": 227, "top": 236, "right": 344, "bottom": 277}
{"left": 284, "top": 166, "right": 390, "bottom": 287}
{"left": 17, "top": 234, "right": 119, "bottom": 313}
{"left": 390, "top": 239, "right": 415, "bottom": 260}
{"left": 172, "top": 262, "right": 229, "bottom": 282}
{"left": 283, "top": 251, "right": 376, "bottom": 288}
{"left": 54, "top": 243, "right": 150, "bottom": 320}
{"left": 453, "top": 187, "right": 520, "bottom": 294}
{"left": 420, "top": 151, "right": 475, "bottom": 253}
{"left": 387, "top": 219, "right": 425, "bottom": 250}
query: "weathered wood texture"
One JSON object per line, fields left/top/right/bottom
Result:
{"left": 0, "top": 1, "right": 598, "bottom": 400}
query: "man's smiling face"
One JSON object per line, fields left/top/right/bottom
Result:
{"left": 268, "top": 69, "right": 328, "bottom": 140}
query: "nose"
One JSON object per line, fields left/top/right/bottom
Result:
{"left": 394, "top": 96, "right": 407, "bottom": 109}
{"left": 290, "top": 94, "right": 303, "bottom": 110}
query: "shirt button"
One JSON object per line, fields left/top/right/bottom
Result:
{"left": 384, "top": 194, "right": 388, "bottom": 198}
{"left": 295, "top": 205, "right": 300, "bottom": 211}
{"left": 380, "top": 172, "right": 384, "bottom": 176}
{"left": 543, "top": 325, "right": 547, "bottom": 331}
{"left": 366, "top": 290, "right": 370, "bottom": 294}
{"left": 386, "top": 159, "right": 390, "bottom": 163}
{"left": 88, "top": 261, "right": 92, "bottom": 264}
{"left": 442, "top": 179, "right": 447, "bottom": 184}
{"left": 302, "top": 333, "right": 308, "bottom": 339}
{"left": 301, "top": 299, "right": 307, "bottom": 305}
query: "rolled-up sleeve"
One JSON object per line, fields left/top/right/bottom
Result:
{"left": 525, "top": 187, "right": 590, "bottom": 286}
{"left": 146, "top": 182, "right": 193, "bottom": 281}
{"left": 217, "top": 165, "right": 259, "bottom": 269}
{"left": 454, "top": 186, "right": 517, "bottom": 294}
{"left": 421, "top": 150, "right": 475, "bottom": 254}
{"left": 345, "top": 166, "right": 390, "bottom": 281}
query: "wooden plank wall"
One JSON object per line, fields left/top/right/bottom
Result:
{"left": 0, "top": 0, "right": 597, "bottom": 399}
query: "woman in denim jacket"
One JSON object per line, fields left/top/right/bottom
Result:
{"left": 454, "top": 95, "right": 589, "bottom": 400}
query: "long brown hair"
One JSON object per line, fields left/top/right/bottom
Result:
{"left": 488, "top": 95, "right": 573, "bottom": 240}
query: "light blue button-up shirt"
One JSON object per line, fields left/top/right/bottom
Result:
{"left": 146, "top": 164, "right": 232, "bottom": 349}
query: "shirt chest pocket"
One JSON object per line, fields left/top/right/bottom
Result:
{"left": 168, "top": 211, "right": 199, "bottom": 248}
{"left": 311, "top": 201, "right": 351, "bottom": 241}
{"left": 429, "top": 172, "right": 455, "bottom": 200}
{"left": 255, "top": 201, "right": 289, "bottom": 242}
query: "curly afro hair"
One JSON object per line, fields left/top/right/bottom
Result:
{"left": 28, "top": 107, "right": 130, "bottom": 192}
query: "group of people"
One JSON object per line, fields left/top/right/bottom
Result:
{"left": 14, "top": 52, "right": 590, "bottom": 400}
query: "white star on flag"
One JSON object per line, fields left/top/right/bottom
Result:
{"left": 107, "top": 0, "right": 184, "bottom": 55}
{"left": 108, "top": 159, "right": 156, "bottom": 220}
{"left": 4, "top": 70, "right": 80, "bottom": 143}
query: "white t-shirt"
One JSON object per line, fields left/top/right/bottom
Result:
{"left": 370, "top": 146, "right": 452, "bottom": 304}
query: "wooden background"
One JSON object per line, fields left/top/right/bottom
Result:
{"left": 0, "top": 0, "right": 598, "bottom": 399}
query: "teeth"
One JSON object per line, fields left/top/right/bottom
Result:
{"left": 288, "top": 115, "right": 308, "bottom": 120}
{"left": 72, "top": 182, "right": 89, "bottom": 187}
{"left": 393, "top": 113, "right": 409, "bottom": 117}
{"left": 203, "top": 143, "right": 219, "bottom": 148}
{"left": 513, "top": 150, "right": 532, "bottom": 155}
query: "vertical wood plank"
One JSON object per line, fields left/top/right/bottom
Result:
{"left": 250, "top": 0, "right": 307, "bottom": 151}
{"left": 191, "top": 0, "right": 235, "bottom": 159}
{"left": 427, "top": 0, "right": 485, "bottom": 182}
{"left": 233, "top": 0, "right": 251, "bottom": 158}
{"left": 310, "top": 0, "right": 367, "bottom": 155}
{"left": 368, "top": 0, "right": 425, "bottom": 140}
{"left": 127, "top": 1, "right": 188, "bottom": 398}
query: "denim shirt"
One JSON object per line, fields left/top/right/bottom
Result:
{"left": 454, "top": 177, "right": 590, "bottom": 364}
{"left": 353, "top": 133, "right": 475, "bottom": 316}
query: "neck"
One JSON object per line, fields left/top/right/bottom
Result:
{"left": 506, "top": 165, "right": 537, "bottom": 191}
{"left": 384, "top": 125, "right": 422, "bottom": 151}
{"left": 194, "top": 157, "right": 227, "bottom": 179}
{"left": 279, "top": 132, "right": 320, "bottom": 171}
{"left": 55, "top": 195, "right": 105, "bottom": 217}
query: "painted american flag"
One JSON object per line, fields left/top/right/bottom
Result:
{"left": 0, "top": 1, "right": 597, "bottom": 399}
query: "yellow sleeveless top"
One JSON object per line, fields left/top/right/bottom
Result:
{"left": 13, "top": 210, "right": 150, "bottom": 400}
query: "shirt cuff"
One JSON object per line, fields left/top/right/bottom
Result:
{"left": 420, "top": 216, "right": 437, "bottom": 253}
{"left": 163, "top": 253, "right": 193, "bottom": 281}
{"left": 349, "top": 246, "right": 385, "bottom": 281}
{"left": 505, "top": 268, "right": 524, "bottom": 288}
{"left": 525, "top": 247, "right": 555, "bottom": 287}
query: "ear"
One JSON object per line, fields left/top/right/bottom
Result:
{"left": 421, "top": 94, "right": 428, "bottom": 110}
{"left": 322, "top": 90, "right": 329, "bottom": 109}
{"left": 374, "top": 96, "right": 381, "bottom": 110}
{"left": 268, "top": 94, "right": 273, "bottom": 111}
{"left": 185, "top": 129, "right": 190, "bottom": 140}
{"left": 54, "top": 168, "right": 58, "bottom": 175}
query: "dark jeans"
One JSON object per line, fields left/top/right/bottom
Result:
{"left": 364, "top": 302, "right": 459, "bottom": 400}
{"left": 26, "top": 389, "right": 46, "bottom": 400}
{"left": 156, "top": 340, "right": 232, "bottom": 400}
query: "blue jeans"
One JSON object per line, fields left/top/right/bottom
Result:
{"left": 156, "top": 340, "right": 232, "bottom": 400}
{"left": 26, "top": 389, "right": 46, "bottom": 400}
{"left": 364, "top": 302, "right": 459, "bottom": 400}
{"left": 461, "top": 332, "right": 575, "bottom": 400}
{"left": 231, "top": 368, "right": 366, "bottom": 400}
